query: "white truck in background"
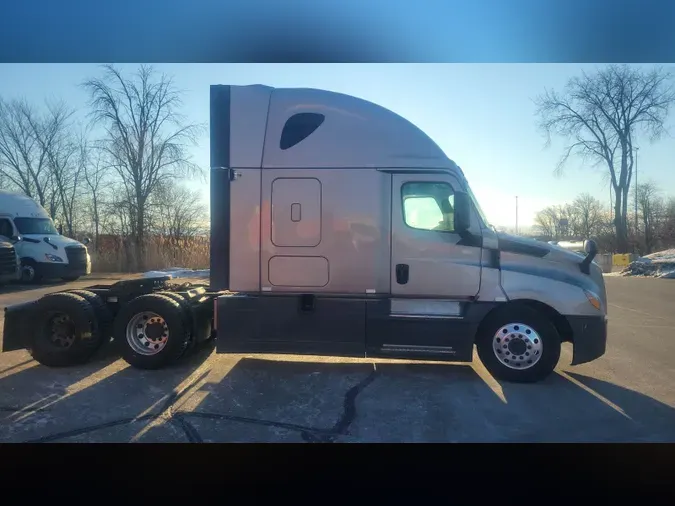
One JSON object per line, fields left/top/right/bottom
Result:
{"left": 0, "top": 190, "right": 91, "bottom": 283}
{"left": 0, "top": 236, "right": 20, "bottom": 286}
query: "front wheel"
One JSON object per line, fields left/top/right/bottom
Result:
{"left": 20, "top": 259, "right": 41, "bottom": 284}
{"left": 475, "top": 305, "right": 561, "bottom": 383}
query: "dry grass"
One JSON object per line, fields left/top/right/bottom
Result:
{"left": 90, "top": 235, "right": 210, "bottom": 273}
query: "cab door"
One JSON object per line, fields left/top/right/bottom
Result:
{"left": 390, "top": 172, "right": 482, "bottom": 300}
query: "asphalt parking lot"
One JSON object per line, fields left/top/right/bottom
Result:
{"left": 1, "top": 276, "right": 674, "bottom": 443}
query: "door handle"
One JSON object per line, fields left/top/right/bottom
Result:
{"left": 395, "top": 264, "right": 409, "bottom": 285}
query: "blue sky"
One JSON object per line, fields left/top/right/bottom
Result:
{"left": 1, "top": 64, "right": 673, "bottom": 228}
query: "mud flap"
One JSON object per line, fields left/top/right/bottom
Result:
{"left": 1, "top": 301, "right": 38, "bottom": 352}
{"left": 569, "top": 315, "right": 608, "bottom": 366}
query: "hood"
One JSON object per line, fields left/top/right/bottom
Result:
{"left": 496, "top": 232, "right": 588, "bottom": 265}
{"left": 21, "top": 234, "right": 86, "bottom": 250}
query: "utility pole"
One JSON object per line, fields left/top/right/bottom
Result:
{"left": 515, "top": 196, "right": 519, "bottom": 235}
{"left": 634, "top": 147, "right": 639, "bottom": 238}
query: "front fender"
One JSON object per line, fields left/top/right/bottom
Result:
{"left": 501, "top": 268, "right": 603, "bottom": 317}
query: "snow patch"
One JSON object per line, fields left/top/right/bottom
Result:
{"left": 619, "top": 249, "right": 675, "bottom": 279}
{"left": 142, "top": 267, "right": 210, "bottom": 280}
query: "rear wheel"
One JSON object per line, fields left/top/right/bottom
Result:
{"left": 68, "top": 289, "right": 113, "bottom": 342}
{"left": 160, "top": 292, "right": 195, "bottom": 355}
{"left": 113, "top": 293, "right": 190, "bottom": 370}
{"left": 29, "top": 292, "right": 104, "bottom": 367}
{"left": 475, "top": 305, "right": 561, "bottom": 383}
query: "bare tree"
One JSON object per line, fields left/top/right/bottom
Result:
{"left": 0, "top": 98, "right": 64, "bottom": 207}
{"left": 38, "top": 108, "right": 82, "bottom": 236}
{"left": 571, "top": 193, "right": 605, "bottom": 239}
{"left": 534, "top": 206, "right": 558, "bottom": 238}
{"left": 535, "top": 65, "right": 675, "bottom": 253}
{"left": 148, "top": 181, "right": 207, "bottom": 242}
{"left": 662, "top": 197, "right": 675, "bottom": 249}
{"left": 82, "top": 65, "right": 204, "bottom": 271}
{"left": 632, "top": 181, "right": 664, "bottom": 254}
{"left": 81, "top": 141, "right": 112, "bottom": 250}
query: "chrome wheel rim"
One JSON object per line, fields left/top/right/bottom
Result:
{"left": 126, "top": 311, "right": 169, "bottom": 356}
{"left": 492, "top": 322, "right": 543, "bottom": 370}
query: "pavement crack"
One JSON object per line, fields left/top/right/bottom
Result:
{"left": 182, "top": 411, "right": 332, "bottom": 438}
{"left": 11, "top": 362, "right": 379, "bottom": 443}
{"left": 320, "top": 364, "right": 379, "bottom": 443}
{"left": 21, "top": 414, "right": 156, "bottom": 443}
{"left": 171, "top": 414, "right": 203, "bottom": 443}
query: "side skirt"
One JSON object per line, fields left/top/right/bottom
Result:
{"left": 214, "top": 294, "right": 498, "bottom": 363}
{"left": 365, "top": 299, "right": 497, "bottom": 362}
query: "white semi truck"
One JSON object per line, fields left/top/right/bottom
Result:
{"left": 1, "top": 84, "right": 608, "bottom": 383}
{"left": 0, "top": 236, "right": 20, "bottom": 286}
{"left": 0, "top": 191, "right": 92, "bottom": 283}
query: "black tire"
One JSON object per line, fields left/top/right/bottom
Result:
{"left": 113, "top": 293, "right": 190, "bottom": 370}
{"left": 475, "top": 305, "right": 561, "bottom": 383}
{"left": 28, "top": 292, "right": 104, "bottom": 367}
{"left": 20, "top": 259, "right": 41, "bottom": 284}
{"left": 159, "top": 292, "right": 195, "bottom": 355}
{"left": 62, "top": 276, "right": 80, "bottom": 282}
{"left": 68, "top": 289, "right": 113, "bottom": 343}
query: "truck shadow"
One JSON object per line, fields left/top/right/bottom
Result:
{"left": 175, "top": 358, "right": 675, "bottom": 443}
{"left": 0, "top": 340, "right": 216, "bottom": 443}
{"left": 1, "top": 351, "right": 674, "bottom": 443}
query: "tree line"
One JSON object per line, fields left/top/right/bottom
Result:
{"left": 1, "top": 63, "right": 673, "bottom": 270}
{"left": 533, "top": 186, "right": 675, "bottom": 254}
{"left": 0, "top": 65, "right": 208, "bottom": 271}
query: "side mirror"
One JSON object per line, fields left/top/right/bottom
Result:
{"left": 10, "top": 235, "right": 21, "bottom": 243}
{"left": 83, "top": 237, "right": 91, "bottom": 245}
{"left": 584, "top": 239, "right": 598, "bottom": 256}
{"left": 454, "top": 191, "right": 471, "bottom": 233}
{"left": 580, "top": 239, "right": 599, "bottom": 274}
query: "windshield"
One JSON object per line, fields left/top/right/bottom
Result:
{"left": 466, "top": 185, "right": 491, "bottom": 228}
{"left": 14, "top": 217, "right": 59, "bottom": 235}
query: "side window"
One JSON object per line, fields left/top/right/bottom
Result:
{"left": 280, "top": 113, "right": 326, "bottom": 150}
{"left": 402, "top": 182, "right": 455, "bottom": 232}
{"left": 0, "top": 219, "right": 13, "bottom": 238}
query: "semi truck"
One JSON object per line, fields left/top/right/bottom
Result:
{"left": 0, "top": 191, "right": 92, "bottom": 283}
{"left": 0, "top": 84, "right": 608, "bottom": 383}
{"left": 0, "top": 236, "right": 20, "bottom": 286}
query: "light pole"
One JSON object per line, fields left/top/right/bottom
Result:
{"left": 515, "top": 196, "right": 519, "bottom": 235}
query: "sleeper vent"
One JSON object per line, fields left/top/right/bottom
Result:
{"left": 280, "top": 113, "right": 325, "bottom": 150}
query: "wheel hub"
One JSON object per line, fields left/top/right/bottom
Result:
{"left": 492, "top": 322, "right": 543, "bottom": 370}
{"left": 22, "top": 265, "right": 35, "bottom": 282}
{"left": 48, "top": 313, "right": 75, "bottom": 348}
{"left": 126, "top": 312, "right": 169, "bottom": 356}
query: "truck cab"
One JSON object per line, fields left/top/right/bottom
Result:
{"left": 209, "top": 84, "right": 608, "bottom": 383}
{"left": 0, "top": 191, "right": 91, "bottom": 283}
